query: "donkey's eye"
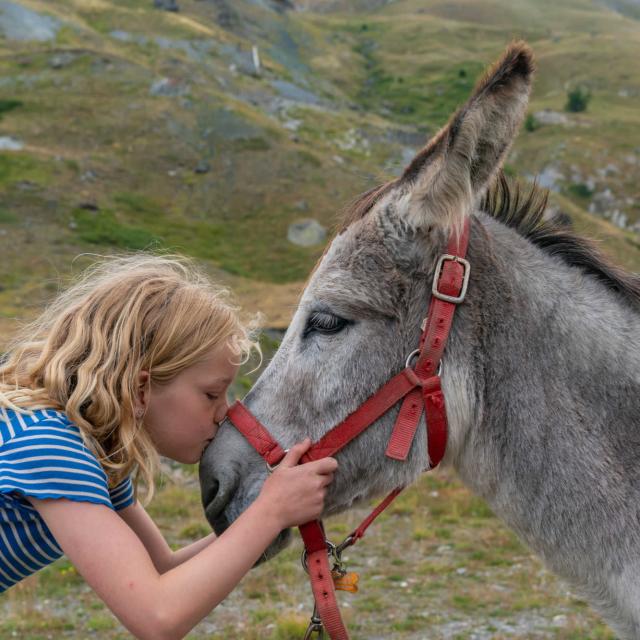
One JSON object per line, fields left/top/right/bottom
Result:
{"left": 304, "top": 311, "right": 349, "bottom": 337}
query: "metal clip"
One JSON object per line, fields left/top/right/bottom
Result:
{"left": 301, "top": 540, "right": 337, "bottom": 574}
{"left": 303, "top": 604, "right": 325, "bottom": 639}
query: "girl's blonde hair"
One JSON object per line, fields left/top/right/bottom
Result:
{"left": 0, "top": 254, "right": 257, "bottom": 502}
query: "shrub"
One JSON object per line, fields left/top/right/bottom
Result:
{"left": 565, "top": 86, "right": 591, "bottom": 112}
{"left": 524, "top": 113, "right": 539, "bottom": 131}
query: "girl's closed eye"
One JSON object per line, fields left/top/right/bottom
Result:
{"left": 205, "top": 392, "right": 219, "bottom": 401}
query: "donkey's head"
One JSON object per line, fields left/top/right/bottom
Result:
{"left": 200, "top": 43, "right": 534, "bottom": 558}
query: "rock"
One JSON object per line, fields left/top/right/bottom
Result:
{"left": 533, "top": 109, "right": 570, "bottom": 126}
{"left": 149, "top": 77, "right": 189, "bottom": 97}
{"left": 153, "top": 0, "right": 179, "bottom": 11}
{"left": 537, "top": 165, "right": 564, "bottom": 191}
{"left": 270, "top": 80, "right": 323, "bottom": 105}
{"left": 16, "top": 180, "right": 37, "bottom": 191}
{"left": 0, "top": 1, "right": 60, "bottom": 41}
{"left": 0, "top": 136, "right": 23, "bottom": 150}
{"left": 194, "top": 160, "right": 211, "bottom": 174}
{"left": 49, "top": 52, "right": 75, "bottom": 69}
{"left": 610, "top": 210, "right": 628, "bottom": 229}
{"left": 287, "top": 219, "right": 327, "bottom": 247}
{"left": 597, "top": 163, "right": 618, "bottom": 177}
{"left": 588, "top": 188, "right": 616, "bottom": 215}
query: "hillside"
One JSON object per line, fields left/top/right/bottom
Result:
{"left": 0, "top": 0, "right": 639, "bottom": 337}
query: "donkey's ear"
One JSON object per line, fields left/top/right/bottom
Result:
{"left": 401, "top": 42, "right": 534, "bottom": 228}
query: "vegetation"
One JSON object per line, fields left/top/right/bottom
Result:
{"left": 524, "top": 113, "right": 539, "bottom": 132}
{"left": 1, "top": 466, "right": 616, "bottom": 638}
{"left": 565, "top": 86, "right": 591, "bottom": 113}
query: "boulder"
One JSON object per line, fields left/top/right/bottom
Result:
{"left": 153, "top": 0, "right": 179, "bottom": 11}
{"left": 287, "top": 219, "right": 327, "bottom": 247}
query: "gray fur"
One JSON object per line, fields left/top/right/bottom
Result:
{"left": 200, "top": 42, "right": 640, "bottom": 637}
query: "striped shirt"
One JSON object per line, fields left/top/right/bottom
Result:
{"left": 0, "top": 407, "right": 135, "bottom": 593}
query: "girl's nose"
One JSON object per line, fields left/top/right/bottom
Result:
{"left": 214, "top": 399, "right": 229, "bottom": 425}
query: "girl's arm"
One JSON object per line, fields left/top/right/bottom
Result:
{"left": 29, "top": 441, "right": 337, "bottom": 640}
{"left": 118, "top": 502, "right": 217, "bottom": 573}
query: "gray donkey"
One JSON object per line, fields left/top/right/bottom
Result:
{"left": 200, "top": 42, "right": 640, "bottom": 638}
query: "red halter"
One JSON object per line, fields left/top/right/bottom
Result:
{"left": 225, "top": 219, "right": 470, "bottom": 639}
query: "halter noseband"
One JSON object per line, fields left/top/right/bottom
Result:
{"left": 225, "top": 218, "right": 470, "bottom": 639}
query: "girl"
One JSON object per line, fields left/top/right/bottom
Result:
{"left": 0, "top": 254, "right": 337, "bottom": 639}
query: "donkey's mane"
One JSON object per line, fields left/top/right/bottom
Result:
{"left": 342, "top": 172, "right": 640, "bottom": 309}
{"left": 484, "top": 172, "right": 640, "bottom": 309}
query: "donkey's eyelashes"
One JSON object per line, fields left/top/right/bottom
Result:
{"left": 303, "top": 311, "right": 351, "bottom": 338}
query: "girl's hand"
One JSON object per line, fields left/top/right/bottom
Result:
{"left": 257, "top": 439, "right": 338, "bottom": 529}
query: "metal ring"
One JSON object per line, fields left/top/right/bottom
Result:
{"left": 335, "top": 534, "right": 355, "bottom": 558}
{"left": 300, "top": 539, "right": 337, "bottom": 574}
{"left": 405, "top": 349, "right": 420, "bottom": 369}
{"left": 266, "top": 449, "right": 289, "bottom": 474}
{"left": 405, "top": 349, "right": 444, "bottom": 377}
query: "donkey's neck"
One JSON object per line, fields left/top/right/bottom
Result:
{"left": 445, "top": 214, "right": 640, "bottom": 634}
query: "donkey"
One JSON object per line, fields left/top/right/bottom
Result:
{"left": 200, "top": 42, "right": 640, "bottom": 638}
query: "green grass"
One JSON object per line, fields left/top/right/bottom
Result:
{"left": 1, "top": 469, "right": 616, "bottom": 638}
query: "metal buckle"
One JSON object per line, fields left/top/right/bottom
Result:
{"left": 432, "top": 254, "right": 470, "bottom": 304}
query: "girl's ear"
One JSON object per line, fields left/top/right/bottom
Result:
{"left": 135, "top": 370, "right": 150, "bottom": 410}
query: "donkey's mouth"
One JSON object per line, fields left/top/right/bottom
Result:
{"left": 256, "top": 528, "right": 293, "bottom": 565}
{"left": 205, "top": 505, "right": 293, "bottom": 565}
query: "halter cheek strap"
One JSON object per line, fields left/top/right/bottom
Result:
{"left": 225, "top": 218, "right": 471, "bottom": 639}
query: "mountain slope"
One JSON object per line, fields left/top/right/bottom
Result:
{"left": 0, "top": 0, "right": 638, "bottom": 334}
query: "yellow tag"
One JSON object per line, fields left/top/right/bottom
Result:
{"left": 332, "top": 570, "right": 359, "bottom": 593}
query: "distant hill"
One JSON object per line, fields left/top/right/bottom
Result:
{"left": 0, "top": 0, "right": 638, "bottom": 335}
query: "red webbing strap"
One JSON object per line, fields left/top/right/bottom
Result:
{"left": 384, "top": 387, "right": 423, "bottom": 460}
{"left": 299, "top": 368, "right": 421, "bottom": 463}
{"left": 349, "top": 486, "right": 404, "bottom": 543}
{"left": 299, "top": 521, "right": 350, "bottom": 640}
{"left": 417, "top": 224, "right": 469, "bottom": 467}
{"left": 226, "top": 402, "right": 286, "bottom": 466}
{"left": 385, "top": 220, "right": 471, "bottom": 465}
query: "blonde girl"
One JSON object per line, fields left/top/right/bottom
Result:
{"left": 0, "top": 254, "right": 337, "bottom": 639}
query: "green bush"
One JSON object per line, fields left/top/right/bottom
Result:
{"left": 565, "top": 86, "right": 591, "bottom": 112}
{"left": 568, "top": 183, "right": 594, "bottom": 199}
{"left": 524, "top": 113, "right": 539, "bottom": 132}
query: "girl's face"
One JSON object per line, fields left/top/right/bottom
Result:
{"left": 140, "top": 342, "right": 239, "bottom": 464}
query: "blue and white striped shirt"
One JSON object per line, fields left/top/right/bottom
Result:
{"left": 0, "top": 407, "right": 135, "bottom": 593}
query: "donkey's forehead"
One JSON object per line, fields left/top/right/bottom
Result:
{"left": 300, "top": 213, "right": 408, "bottom": 315}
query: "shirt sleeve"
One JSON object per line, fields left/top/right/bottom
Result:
{"left": 0, "top": 420, "right": 114, "bottom": 508}
{"left": 109, "top": 476, "right": 135, "bottom": 511}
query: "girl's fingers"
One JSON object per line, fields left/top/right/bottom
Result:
{"left": 319, "top": 473, "right": 334, "bottom": 487}
{"left": 310, "top": 457, "right": 338, "bottom": 474}
{"left": 278, "top": 438, "right": 311, "bottom": 468}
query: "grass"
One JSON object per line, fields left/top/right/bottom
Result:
{"left": 0, "top": 464, "right": 618, "bottom": 639}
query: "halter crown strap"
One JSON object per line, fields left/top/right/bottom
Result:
{"left": 385, "top": 221, "right": 470, "bottom": 463}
